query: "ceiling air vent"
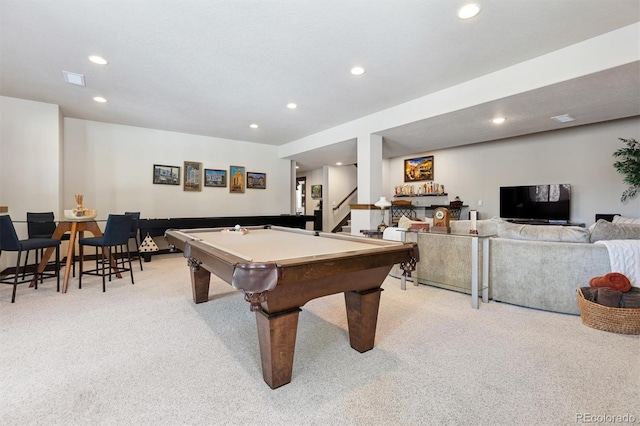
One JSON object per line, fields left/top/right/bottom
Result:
{"left": 63, "top": 71, "right": 85, "bottom": 86}
{"left": 551, "top": 114, "right": 576, "bottom": 123}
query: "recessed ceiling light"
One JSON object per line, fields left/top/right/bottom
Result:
{"left": 63, "top": 71, "right": 85, "bottom": 86}
{"left": 551, "top": 114, "right": 576, "bottom": 123}
{"left": 492, "top": 117, "right": 506, "bottom": 124}
{"left": 458, "top": 4, "right": 481, "bottom": 20}
{"left": 287, "top": 103, "right": 297, "bottom": 109}
{"left": 88, "top": 55, "right": 108, "bottom": 65}
{"left": 249, "top": 123, "right": 259, "bottom": 129}
{"left": 336, "top": 162, "right": 342, "bottom": 166}
{"left": 93, "top": 96, "right": 107, "bottom": 103}
{"left": 350, "top": 66, "right": 365, "bottom": 76}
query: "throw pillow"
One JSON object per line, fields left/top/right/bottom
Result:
{"left": 398, "top": 215, "right": 432, "bottom": 230}
{"left": 589, "top": 219, "right": 640, "bottom": 243}
{"left": 589, "top": 272, "right": 632, "bottom": 292}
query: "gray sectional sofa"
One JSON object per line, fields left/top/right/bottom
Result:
{"left": 388, "top": 216, "right": 640, "bottom": 315}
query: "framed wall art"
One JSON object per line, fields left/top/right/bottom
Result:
{"left": 153, "top": 164, "right": 180, "bottom": 185}
{"left": 247, "top": 172, "right": 266, "bottom": 189}
{"left": 183, "top": 161, "right": 202, "bottom": 191}
{"left": 229, "top": 165, "right": 245, "bottom": 193}
{"left": 404, "top": 156, "right": 434, "bottom": 182}
{"left": 311, "top": 184, "right": 322, "bottom": 199}
{"left": 204, "top": 169, "right": 227, "bottom": 187}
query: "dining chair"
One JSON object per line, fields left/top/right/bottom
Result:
{"left": 449, "top": 200, "right": 463, "bottom": 220}
{"left": 24, "top": 212, "right": 73, "bottom": 280}
{"left": 78, "top": 214, "right": 134, "bottom": 292}
{"left": 0, "top": 215, "right": 61, "bottom": 302}
{"left": 124, "top": 211, "right": 143, "bottom": 271}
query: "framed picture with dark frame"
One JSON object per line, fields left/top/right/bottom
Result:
{"left": 153, "top": 164, "right": 180, "bottom": 185}
{"left": 247, "top": 172, "right": 266, "bottom": 189}
{"left": 183, "top": 161, "right": 202, "bottom": 191}
{"left": 229, "top": 165, "right": 245, "bottom": 193}
{"left": 204, "top": 169, "right": 227, "bottom": 187}
{"left": 404, "top": 155, "right": 434, "bottom": 182}
{"left": 311, "top": 184, "right": 322, "bottom": 199}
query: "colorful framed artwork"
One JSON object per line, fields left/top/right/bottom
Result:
{"left": 153, "top": 164, "right": 180, "bottom": 185}
{"left": 204, "top": 169, "right": 227, "bottom": 187}
{"left": 229, "top": 165, "right": 245, "bottom": 193}
{"left": 404, "top": 156, "right": 434, "bottom": 182}
{"left": 311, "top": 184, "right": 322, "bottom": 199}
{"left": 183, "top": 161, "right": 202, "bottom": 191}
{"left": 247, "top": 172, "right": 266, "bottom": 189}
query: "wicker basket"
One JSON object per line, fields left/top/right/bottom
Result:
{"left": 576, "top": 288, "right": 640, "bottom": 335}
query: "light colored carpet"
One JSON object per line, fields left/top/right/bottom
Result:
{"left": 0, "top": 253, "right": 638, "bottom": 426}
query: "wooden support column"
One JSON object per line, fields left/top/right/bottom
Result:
{"left": 351, "top": 134, "right": 384, "bottom": 233}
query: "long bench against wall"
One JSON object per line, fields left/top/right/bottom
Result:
{"left": 139, "top": 215, "right": 315, "bottom": 239}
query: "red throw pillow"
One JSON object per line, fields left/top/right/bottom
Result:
{"left": 589, "top": 272, "right": 632, "bottom": 293}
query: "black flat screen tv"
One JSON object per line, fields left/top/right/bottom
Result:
{"left": 500, "top": 184, "right": 571, "bottom": 223}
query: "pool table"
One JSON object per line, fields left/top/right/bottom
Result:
{"left": 165, "top": 226, "right": 418, "bottom": 388}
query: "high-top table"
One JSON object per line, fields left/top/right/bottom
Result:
{"left": 33, "top": 218, "right": 121, "bottom": 293}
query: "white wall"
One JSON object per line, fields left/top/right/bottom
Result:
{"left": 0, "top": 97, "right": 62, "bottom": 215}
{"left": 387, "top": 117, "right": 640, "bottom": 226}
{"left": 0, "top": 96, "right": 62, "bottom": 270}
{"left": 297, "top": 165, "right": 357, "bottom": 231}
{"left": 63, "top": 118, "right": 292, "bottom": 218}
{"left": 0, "top": 97, "right": 294, "bottom": 271}
{"left": 302, "top": 116, "right": 640, "bottom": 230}
{"left": 326, "top": 165, "right": 358, "bottom": 232}
{"left": 301, "top": 168, "right": 323, "bottom": 215}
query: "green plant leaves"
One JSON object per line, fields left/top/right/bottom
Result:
{"left": 613, "top": 137, "right": 640, "bottom": 202}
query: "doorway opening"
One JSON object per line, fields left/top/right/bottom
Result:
{"left": 295, "top": 177, "right": 306, "bottom": 214}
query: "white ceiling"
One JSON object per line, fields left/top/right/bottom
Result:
{"left": 1, "top": 1, "right": 639, "bottom": 172}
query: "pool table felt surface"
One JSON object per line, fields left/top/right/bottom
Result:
{"left": 175, "top": 228, "right": 402, "bottom": 262}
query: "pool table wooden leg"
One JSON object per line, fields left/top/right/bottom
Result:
{"left": 255, "top": 308, "right": 300, "bottom": 389}
{"left": 188, "top": 258, "right": 210, "bottom": 303}
{"left": 344, "top": 287, "right": 383, "bottom": 353}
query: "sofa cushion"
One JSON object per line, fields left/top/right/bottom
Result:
{"left": 612, "top": 215, "right": 640, "bottom": 225}
{"left": 496, "top": 221, "right": 590, "bottom": 243}
{"left": 589, "top": 219, "right": 640, "bottom": 243}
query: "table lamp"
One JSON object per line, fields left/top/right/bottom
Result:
{"left": 374, "top": 196, "right": 392, "bottom": 231}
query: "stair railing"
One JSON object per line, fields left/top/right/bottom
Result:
{"left": 331, "top": 212, "right": 351, "bottom": 233}
{"left": 333, "top": 187, "right": 357, "bottom": 211}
